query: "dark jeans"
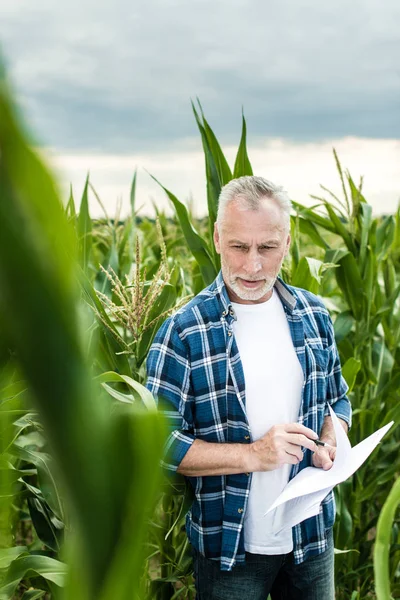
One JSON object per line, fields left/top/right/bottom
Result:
{"left": 193, "top": 529, "right": 335, "bottom": 600}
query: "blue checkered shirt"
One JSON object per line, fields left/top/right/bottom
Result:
{"left": 146, "top": 271, "right": 351, "bottom": 571}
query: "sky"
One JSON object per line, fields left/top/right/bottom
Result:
{"left": 0, "top": 0, "right": 399, "bottom": 217}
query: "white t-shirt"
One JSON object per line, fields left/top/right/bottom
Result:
{"left": 232, "top": 289, "right": 304, "bottom": 554}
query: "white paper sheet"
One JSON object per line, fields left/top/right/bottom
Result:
{"left": 264, "top": 406, "right": 393, "bottom": 532}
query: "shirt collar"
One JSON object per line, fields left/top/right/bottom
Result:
{"left": 214, "top": 270, "right": 297, "bottom": 317}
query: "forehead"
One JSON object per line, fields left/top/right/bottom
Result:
{"left": 220, "top": 197, "right": 288, "bottom": 239}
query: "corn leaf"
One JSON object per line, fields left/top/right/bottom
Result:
{"left": 0, "top": 554, "right": 67, "bottom": 599}
{"left": 375, "top": 215, "right": 395, "bottom": 259}
{"left": 77, "top": 174, "right": 92, "bottom": 272}
{"left": 191, "top": 102, "right": 220, "bottom": 229}
{"left": 342, "top": 357, "right": 361, "bottom": 393}
{"left": 291, "top": 257, "right": 324, "bottom": 294}
{"left": 95, "top": 371, "right": 157, "bottom": 411}
{"left": 333, "top": 311, "right": 354, "bottom": 343}
{"left": 0, "top": 63, "right": 165, "bottom": 598}
{"left": 323, "top": 201, "right": 356, "bottom": 254}
{"left": 130, "top": 169, "right": 137, "bottom": 218}
{"left": 66, "top": 185, "right": 76, "bottom": 221}
{"left": 298, "top": 218, "right": 329, "bottom": 250}
{"left": 335, "top": 253, "right": 365, "bottom": 320}
{"left": 359, "top": 203, "right": 373, "bottom": 272}
{"left": 137, "top": 282, "right": 177, "bottom": 365}
{"left": 196, "top": 100, "right": 232, "bottom": 186}
{"left": 292, "top": 201, "right": 336, "bottom": 233}
{"left": 233, "top": 113, "right": 253, "bottom": 178}
{"left": 150, "top": 175, "right": 218, "bottom": 285}
{"left": 21, "top": 590, "right": 46, "bottom": 600}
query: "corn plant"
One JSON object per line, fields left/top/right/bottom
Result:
{"left": 374, "top": 477, "right": 400, "bottom": 600}
{"left": 0, "top": 56, "right": 165, "bottom": 600}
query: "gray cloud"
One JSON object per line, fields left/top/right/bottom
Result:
{"left": 0, "top": 0, "right": 399, "bottom": 153}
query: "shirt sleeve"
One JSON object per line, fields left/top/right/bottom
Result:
{"left": 324, "top": 312, "right": 352, "bottom": 429}
{"left": 145, "top": 316, "right": 196, "bottom": 472}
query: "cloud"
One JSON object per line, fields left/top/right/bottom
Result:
{"left": 1, "top": 0, "right": 399, "bottom": 153}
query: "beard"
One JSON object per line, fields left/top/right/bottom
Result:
{"left": 221, "top": 259, "right": 276, "bottom": 302}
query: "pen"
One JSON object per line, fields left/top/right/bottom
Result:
{"left": 314, "top": 439, "right": 335, "bottom": 449}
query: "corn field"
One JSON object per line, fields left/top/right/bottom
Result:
{"left": 0, "top": 60, "right": 399, "bottom": 600}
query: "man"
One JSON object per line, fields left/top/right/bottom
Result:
{"left": 146, "top": 176, "right": 351, "bottom": 599}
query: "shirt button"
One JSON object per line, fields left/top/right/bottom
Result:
{"left": 246, "top": 472, "right": 250, "bottom": 476}
{"left": 244, "top": 435, "right": 250, "bottom": 440}
{"left": 238, "top": 508, "right": 244, "bottom": 514}
{"left": 227, "top": 331, "right": 232, "bottom": 337}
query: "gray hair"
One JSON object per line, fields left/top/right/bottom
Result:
{"left": 216, "top": 176, "right": 292, "bottom": 229}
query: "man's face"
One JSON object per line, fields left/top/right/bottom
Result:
{"left": 214, "top": 196, "right": 291, "bottom": 304}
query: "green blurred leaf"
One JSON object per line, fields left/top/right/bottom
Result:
{"left": 375, "top": 215, "right": 395, "bottom": 259}
{"left": 342, "top": 357, "right": 361, "bottom": 393}
{"left": 21, "top": 590, "right": 46, "bottom": 600}
{"left": 298, "top": 218, "right": 329, "bottom": 250}
{"left": 323, "top": 201, "right": 355, "bottom": 253}
{"left": 372, "top": 341, "right": 394, "bottom": 394}
{"left": 8, "top": 446, "right": 63, "bottom": 520}
{"left": 334, "top": 548, "right": 360, "bottom": 555}
{"left": 374, "top": 478, "right": 400, "bottom": 600}
{"left": 130, "top": 169, "right": 137, "bottom": 219}
{"left": 324, "top": 248, "right": 349, "bottom": 265}
{"left": 335, "top": 253, "right": 365, "bottom": 320}
{"left": 364, "top": 247, "right": 376, "bottom": 320}
{"left": 292, "top": 201, "right": 336, "bottom": 233}
{"left": 0, "top": 68, "right": 137, "bottom": 594}
{"left": 291, "top": 257, "right": 324, "bottom": 294}
{"left": 333, "top": 311, "right": 354, "bottom": 343}
{"left": 101, "top": 383, "right": 134, "bottom": 404}
{"left": 66, "top": 185, "right": 76, "bottom": 221}
{"left": 0, "top": 546, "right": 27, "bottom": 570}
{"left": 95, "top": 410, "right": 165, "bottom": 600}
{"left": 358, "top": 202, "right": 372, "bottom": 271}
{"left": 27, "top": 496, "right": 64, "bottom": 552}
{"left": 0, "top": 554, "right": 67, "bottom": 599}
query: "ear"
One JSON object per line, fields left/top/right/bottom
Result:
{"left": 214, "top": 222, "right": 221, "bottom": 254}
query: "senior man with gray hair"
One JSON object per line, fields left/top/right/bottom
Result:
{"left": 146, "top": 176, "right": 351, "bottom": 599}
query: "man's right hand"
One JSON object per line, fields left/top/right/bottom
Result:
{"left": 247, "top": 423, "right": 319, "bottom": 472}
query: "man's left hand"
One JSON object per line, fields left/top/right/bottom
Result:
{"left": 311, "top": 442, "right": 336, "bottom": 470}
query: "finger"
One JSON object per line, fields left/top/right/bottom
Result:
{"left": 322, "top": 457, "right": 333, "bottom": 470}
{"left": 312, "top": 449, "right": 333, "bottom": 470}
{"left": 317, "top": 449, "right": 333, "bottom": 470}
{"left": 284, "top": 423, "right": 319, "bottom": 441}
{"left": 285, "top": 443, "right": 303, "bottom": 462}
{"left": 284, "top": 451, "right": 302, "bottom": 465}
{"left": 286, "top": 433, "right": 319, "bottom": 453}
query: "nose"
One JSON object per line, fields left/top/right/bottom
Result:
{"left": 243, "top": 251, "right": 262, "bottom": 275}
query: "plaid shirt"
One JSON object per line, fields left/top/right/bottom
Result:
{"left": 146, "top": 271, "right": 351, "bottom": 571}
